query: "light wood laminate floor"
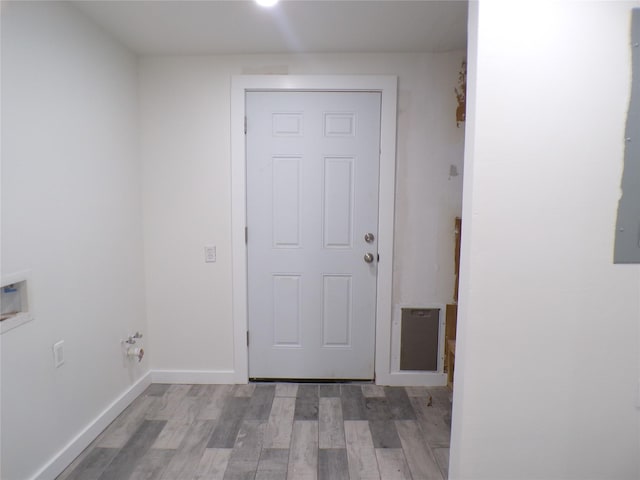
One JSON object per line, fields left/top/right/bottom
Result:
{"left": 57, "top": 383, "right": 452, "bottom": 480}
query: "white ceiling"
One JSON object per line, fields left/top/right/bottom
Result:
{"left": 72, "top": 0, "right": 468, "bottom": 55}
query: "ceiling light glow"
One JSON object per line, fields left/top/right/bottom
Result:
{"left": 255, "top": 0, "right": 279, "bottom": 7}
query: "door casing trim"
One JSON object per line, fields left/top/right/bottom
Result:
{"left": 231, "top": 75, "right": 397, "bottom": 384}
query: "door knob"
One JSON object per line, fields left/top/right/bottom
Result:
{"left": 364, "top": 253, "right": 374, "bottom": 263}
{"left": 364, "top": 233, "right": 375, "bottom": 243}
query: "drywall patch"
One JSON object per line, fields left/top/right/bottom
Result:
{"left": 615, "top": 9, "right": 640, "bottom": 264}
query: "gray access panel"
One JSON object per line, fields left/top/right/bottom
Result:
{"left": 615, "top": 8, "right": 640, "bottom": 264}
{"left": 400, "top": 308, "right": 440, "bottom": 371}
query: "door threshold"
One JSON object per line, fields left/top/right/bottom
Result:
{"left": 249, "top": 378, "right": 374, "bottom": 384}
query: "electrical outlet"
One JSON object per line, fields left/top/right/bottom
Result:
{"left": 204, "top": 245, "right": 216, "bottom": 263}
{"left": 53, "top": 340, "right": 64, "bottom": 368}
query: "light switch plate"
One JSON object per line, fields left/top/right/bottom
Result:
{"left": 53, "top": 340, "right": 64, "bottom": 368}
{"left": 204, "top": 245, "right": 216, "bottom": 263}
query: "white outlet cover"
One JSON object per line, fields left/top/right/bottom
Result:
{"left": 53, "top": 340, "right": 64, "bottom": 368}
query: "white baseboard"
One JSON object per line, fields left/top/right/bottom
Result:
{"left": 151, "top": 369, "right": 239, "bottom": 384}
{"left": 32, "top": 371, "right": 152, "bottom": 480}
{"left": 376, "top": 371, "right": 447, "bottom": 387}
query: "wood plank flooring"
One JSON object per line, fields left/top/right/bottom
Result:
{"left": 57, "top": 383, "right": 451, "bottom": 480}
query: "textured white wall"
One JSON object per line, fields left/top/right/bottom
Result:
{"left": 451, "top": 1, "right": 640, "bottom": 478}
{"left": 139, "top": 53, "right": 466, "bottom": 374}
{"left": 1, "top": 3, "right": 147, "bottom": 479}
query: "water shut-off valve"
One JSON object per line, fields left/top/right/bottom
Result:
{"left": 127, "top": 347, "right": 145, "bottom": 362}
{"left": 124, "top": 331, "right": 143, "bottom": 345}
{"left": 122, "top": 332, "right": 144, "bottom": 362}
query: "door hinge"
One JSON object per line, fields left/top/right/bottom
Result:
{"left": 244, "top": 116, "right": 247, "bottom": 134}
{"left": 247, "top": 331, "right": 249, "bottom": 346}
{"left": 245, "top": 226, "right": 248, "bottom": 244}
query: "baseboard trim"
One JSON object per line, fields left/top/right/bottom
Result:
{"left": 32, "top": 371, "right": 152, "bottom": 480}
{"left": 151, "top": 369, "right": 239, "bottom": 384}
{"left": 377, "top": 371, "right": 447, "bottom": 387}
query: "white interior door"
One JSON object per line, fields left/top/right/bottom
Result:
{"left": 246, "top": 91, "right": 381, "bottom": 379}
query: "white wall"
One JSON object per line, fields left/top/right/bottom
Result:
{"left": 1, "top": 3, "right": 148, "bottom": 479}
{"left": 139, "top": 53, "right": 465, "bottom": 375}
{"left": 451, "top": 1, "right": 640, "bottom": 479}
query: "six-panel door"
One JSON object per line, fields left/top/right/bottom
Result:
{"left": 246, "top": 91, "right": 381, "bottom": 379}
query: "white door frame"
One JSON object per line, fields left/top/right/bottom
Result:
{"left": 231, "top": 75, "right": 397, "bottom": 384}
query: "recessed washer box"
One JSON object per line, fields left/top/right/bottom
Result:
{"left": 1, "top": 272, "right": 33, "bottom": 334}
